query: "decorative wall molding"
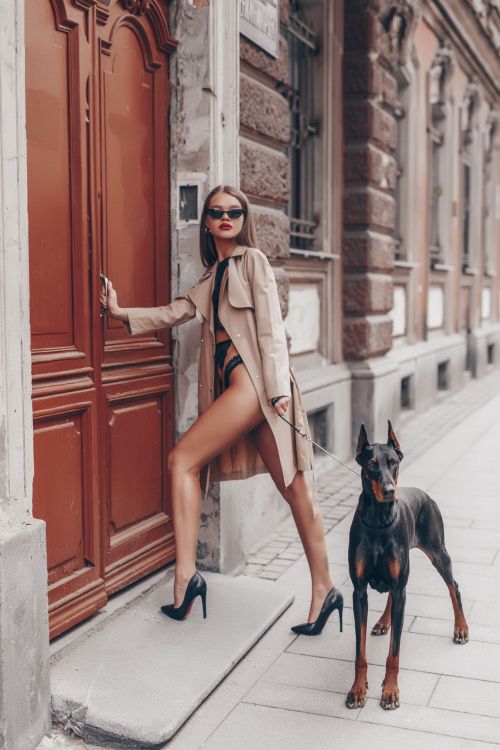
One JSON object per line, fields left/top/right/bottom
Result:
{"left": 122, "top": 0, "right": 150, "bottom": 15}
{"left": 115, "top": 0, "right": 177, "bottom": 54}
{"left": 461, "top": 76, "right": 481, "bottom": 133}
{"left": 378, "top": 0, "right": 421, "bottom": 66}
{"left": 429, "top": 40, "right": 455, "bottom": 108}
{"left": 484, "top": 106, "right": 499, "bottom": 154}
{"left": 467, "top": 0, "right": 500, "bottom": 52}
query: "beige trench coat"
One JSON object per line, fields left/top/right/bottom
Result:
{"left": 125, "top": 245, "right": 315, "bottom": 500}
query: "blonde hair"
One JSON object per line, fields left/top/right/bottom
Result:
{"left": 199, "top": 185, "right": 258, "bottom": 267}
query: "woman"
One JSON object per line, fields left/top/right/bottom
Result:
{"left": 101, "top": 185, "right": 343, "bottom": 635}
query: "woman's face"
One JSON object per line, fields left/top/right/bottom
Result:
{"left": 205, "top": 191, "right": 245, "bottom": 242}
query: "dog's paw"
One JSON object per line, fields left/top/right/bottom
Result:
{"left": 380, "top": 685, "right": 400, "bottom": 710}
{"left": 453, "top": 623, "right": 469, "bottom": 644}
{"left": 371, "top": 621, "right": 390, "bottom": 636}
{"left": 345, "top": 682, "right": 367, "bottom": 709}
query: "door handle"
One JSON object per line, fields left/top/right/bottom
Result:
{"left": 100, "top": 273, "right": 109, "bottom": 317}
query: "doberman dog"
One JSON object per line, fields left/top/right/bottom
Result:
{"left": 346, "top": 422, "right": 469, "bottom": 711}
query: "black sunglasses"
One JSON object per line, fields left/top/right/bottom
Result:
{"left": 206, "top": 208, "right": 246, "bottom": 220}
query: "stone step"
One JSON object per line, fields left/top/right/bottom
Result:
{"left": 50, "top": 573, "right": 293, "bottom": 748}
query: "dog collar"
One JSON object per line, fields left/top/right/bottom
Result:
{"left": 357, "top": 505, "right": 398, "bottom": 529}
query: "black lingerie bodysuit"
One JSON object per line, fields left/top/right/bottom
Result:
{"left": 212, "top": 257, "right": 244, "bottom": 390}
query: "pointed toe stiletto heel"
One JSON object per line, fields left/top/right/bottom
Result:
{"left": 291, "top": 587, "right": 343, "bottom": 636}
{"left": 160, "top": 571, "right": 207, "bottom": 621}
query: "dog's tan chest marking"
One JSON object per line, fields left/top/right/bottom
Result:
{"left": 387, "top": 559, "right": 401, "bottom": 580}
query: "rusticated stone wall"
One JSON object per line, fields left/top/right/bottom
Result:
{"left": 343, "top": 1, "right": 404, "bottom": 361}
{"left": 239, "top": 0, "right": 290, "bottom": 274}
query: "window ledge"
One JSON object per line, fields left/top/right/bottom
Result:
{"left": 394, "top": 260, "right": 419, "bottom": 269}
{"left": 462, "top": 265, "right": 479, "bottom": 276}
{"left": 431, "top": 263, "right": 454, "bottom": 272}
{"left": 289, "top": 248, "right": 340, "bottom": 260}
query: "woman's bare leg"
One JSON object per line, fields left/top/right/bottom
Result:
{"left": 168, "top": 357, "right": 263, "bottom": 605}
{"left": 250, "top": 420, "right": 335, "bottom": 622}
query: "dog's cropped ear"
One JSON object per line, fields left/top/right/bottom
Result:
{"left": 356, "top": 424, "right": 370, "bottom": 465}
{"left": 387, "top": 420, "right": 403, "bottom": 461}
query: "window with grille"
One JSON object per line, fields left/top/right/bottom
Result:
{"left": 460, "top": 80, "right": 479, "bottom": 273}
{"left": 429, "top": 125, "right": 444, "bottom": 264}
{"left": 482, "top": 153, "right": 492, "bottom": 274}
{"left": 462, "top": 156, "right": 472, "bottom": 266}
{"left": 428, "top": 43, "right": 453, "bottom": 269}
{"left": 281, "top": 1, "right": 343, "bottom": 366}
{"left": 285, "top": 2, "right": 319, "bottom": 251}
{"left": 394, "top": 72, "right": 410, "bottom": 261}
{"left": 482, "top": 114, "right": 496, "bottom": 276}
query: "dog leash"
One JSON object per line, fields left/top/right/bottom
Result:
{"left": 278, "top": 413, "right": 361, "bottom": 477}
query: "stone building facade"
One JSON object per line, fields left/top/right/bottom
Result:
{"left": 0, "top": 1, "right": 498, "bottom": 746}
{"left": 174, "top": 0, "right": 350, "bottom": 573}
{"left": 343, "top": 0, "right": 500, "bottom": 437}
{"left": 232, "top": 0, "right": 351, "bottom": 560}
{"left": 172, "top": 0, "right": 500, "bottom": 578}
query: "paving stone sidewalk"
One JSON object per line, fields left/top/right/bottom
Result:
{"left": 39, "top": 368, "right": 500, "bottom": 749}
{"left": 166, "top": 369, "right": 500, "bottom": 749}
{"left": 244, "top": 368, "right": 500, "bottom": 582}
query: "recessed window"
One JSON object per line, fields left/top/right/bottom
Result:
{"left": 400, "top": 375, "right": 413, "bottom": 410}
{"left": 462, "top": 161, "right": 472, "bottom": 267}
{"left": 285, "top": 2, "right": 320, "bottom": 251}
{"left": 179, "top": 185, "right": 198, "bottom": 222}
{"left": 428, "top": 43, "right": 453, "bottom": 268}
{"left": 483, "top": 110, "right": 497, "bottom": 275}
{"left": 394, "top": 73, "right": 409, "bottom": 261}
{"left": 487, "top": 344, "right": 495, "bottom": 366}
{"left": 437, "top": 361, "right": 449, "bottom": 391}
{"left": 460, "top": 80, "right": 479, "bottom": 272}
{"left": 308, "top": 407, "right": 329, "bottom": 457}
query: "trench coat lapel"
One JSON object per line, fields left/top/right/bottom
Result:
{"left": 187, "top": 267, "right": 215, "bottom": 334}
{"left": 186, "top": 246, "right": 250, "bottom": 332}
{"left": 227, "top": 252, "right": 254, "bottom": 308}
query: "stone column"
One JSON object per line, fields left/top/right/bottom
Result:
{"left": 0, "top": 0, "right": 51, "bottom": 747}
{"left": 343, "top": 0, "right": 418, "bottom": 444}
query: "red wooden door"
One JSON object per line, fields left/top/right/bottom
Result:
{"left": 25, "top": 0, "right": 177, "bottom": 638}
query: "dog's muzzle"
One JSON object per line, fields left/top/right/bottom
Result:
{"left": 381, "top": 487, "right": 397, "bottom": 501}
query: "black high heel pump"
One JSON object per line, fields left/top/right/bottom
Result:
{"left": 160, "top": 571, "right": 207, "bottom": 621}
{"left": 291, "top": 587, "right": 343, "bottom": 636}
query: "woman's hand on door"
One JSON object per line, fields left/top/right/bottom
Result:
{"left": 100, "top": 280, "right": 127, "bottom": 321}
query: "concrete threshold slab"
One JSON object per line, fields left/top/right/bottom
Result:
{"left": 50, "top": 573, "right": 293, "bottom": 749}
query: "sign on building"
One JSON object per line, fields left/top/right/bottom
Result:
{"left": 240, "top": 0, "right": 279, "bottom": 58}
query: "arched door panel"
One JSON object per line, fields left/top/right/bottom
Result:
{"left": 96, "top": 2, "right": 176, "bottom": 592}
{"left": 26, "top": 0, "right": 177, "bottom": 638}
